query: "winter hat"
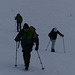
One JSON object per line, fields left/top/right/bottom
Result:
{"left": 23, "top": 23, "right": 29, "bottom": 29}
{"left": 54, "top": 28, "right": 57, "bottom": 32}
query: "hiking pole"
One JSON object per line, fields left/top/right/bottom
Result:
{"left": 37, "top": 51, "right": 44, "bottom": 70}
{"left": 18, "top": 41, "right": 20, "bottom": 48}
{"left": 15, "top": 42, "right": 18, "bottom": 67}
{"left": 45, "top": 40, "right": 50, "bottom": 51}
{"left": 14, "top": 19, "right": 17, "bottom": 27}
{"left": 15, "top": 21, "right": 17, "bottom": 31}
{"left": 62, "top": 37, "right": 66, "bottom": 53}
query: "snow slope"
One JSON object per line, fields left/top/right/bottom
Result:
{"left": 0, "top": 0, "right": 75, "bottom": 75}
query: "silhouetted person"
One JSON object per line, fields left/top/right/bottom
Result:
{"left": 15, "top": 13, "right": 23, "bottom": 32}
{"left": 15, "top": 23, "right": 39, "bottom": 70}
{"left": 48, "top": 28, "right": 64, "bottom": 52}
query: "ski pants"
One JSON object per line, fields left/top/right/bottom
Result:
{"left": 17, "top": 22, "right": 21, "bottom": 31}
{"left": 50, "top": 39, "right": 56, "bottom": 50}
{"left": 22, "top": 49, "right": 31, "bottom": 67}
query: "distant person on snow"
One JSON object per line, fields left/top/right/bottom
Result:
{"left": 48, "top": 28, "right": 64, "bottom": 52}
{"left": 14, "top": 23, "right": 39, "bottom": 71}
{"left": 15, "top": 13, "right": 23, "bottom": 32}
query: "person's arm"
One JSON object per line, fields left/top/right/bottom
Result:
{"left": 34, "top": 36, "right": 39, "bottom": 51}
{"left": 15, "top": 16, "right": 17, "bottom": 20}
{"left": 57, "top": 31, "right": 64, "bottom": 37}
{"left": 14, "top": 30, "right": 23, "bottom": 42}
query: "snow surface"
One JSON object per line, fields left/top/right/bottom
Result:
{"left": 0, "top": 0, "right": 75, "bottom": 75}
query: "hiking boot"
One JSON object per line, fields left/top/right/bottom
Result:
{"left": 25, "top": 62, "right": 29, "bottom": 71}
{"left": 51, "top": 49, "right": 55, "bottom": 52}
{"left": 25, "top": 67, "right": 28, "bottom": 71}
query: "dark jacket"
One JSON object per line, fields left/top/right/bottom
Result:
{"left": 15, "top": 14, "right": 23, "bottom": 23}
{"left": 15, "top": 28, "right": 39, "bottom": 50}
{"left": 48, "top": 28, "right": 64, "bottom": 40}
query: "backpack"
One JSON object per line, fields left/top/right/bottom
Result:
{"left": 30, "top": 26, "right": 39, "bottom": 38}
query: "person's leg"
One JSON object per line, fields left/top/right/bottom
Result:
{"left": 51, "top": 40, "right": 56, "bottom": 52}
{"left": 20, "top": 22, "right": 21, "bottom": 31}
{"left": 23, "top": 49, "right": 31, "bottom": 70}
{"left": 17, "top": 22, "right": 19, "bottom": 32}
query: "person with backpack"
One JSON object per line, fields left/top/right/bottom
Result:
{"left": 14, "top": 23, "right": 39, "bottom": 71}
{"left": 48, "top": 28, "right": 64, "bottom": 52}
{"left": 15, "top": 13, "right": 23, "bottom": 32}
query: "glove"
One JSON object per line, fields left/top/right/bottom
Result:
{"left": 14, "top": 39, "right": 18, "bottom": 42}
{"left": 62, "top": 35, "right": 64, "bottom": 37}
{"left": 14, "top": 37, "right": 20, "bottom": 42}
{"left": 35, "top": 46, "right": 38, "bottom": 51}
